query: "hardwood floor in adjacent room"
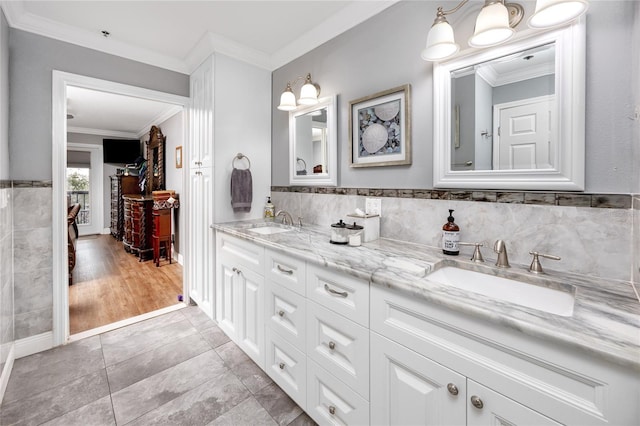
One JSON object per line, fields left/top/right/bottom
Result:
{"left": 69, "top": 234, "right": 183, "bottom": 335}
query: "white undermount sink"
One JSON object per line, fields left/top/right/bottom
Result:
{"left": 427, "top": 266, "right": 575, "bottom": 317}
{"left": 247, "top": 226, "right": 293, "bottom": 235}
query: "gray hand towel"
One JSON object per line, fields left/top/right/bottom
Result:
{"left": 231, "top": 168, "right": 252, "bottom": 212}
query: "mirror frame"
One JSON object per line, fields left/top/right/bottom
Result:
{"left": 433, "top": 20, "right": 585, "bottom": 190}
{"left": 289, "top": 95, "right": 338, "bottom": 186}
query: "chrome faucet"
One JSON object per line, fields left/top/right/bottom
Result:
{"left": 493, "top": 240, "right": 510, "bottom": 268}
{"left": 275, "top": 210, "right": 293, "bottom": 226}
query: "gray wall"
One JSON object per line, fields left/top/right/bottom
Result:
{"left": 492, "top": 75, "right": 554, "bottom": 105}
{"left": 0, "top": 9, "right": 8, "bottom": 181}
{"left": 9, "top": 29, "right": 190, "bottom": 181}
{"left": 272, "top": 1, "right": 637, "bottom": 193}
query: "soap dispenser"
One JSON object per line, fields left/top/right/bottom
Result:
{"left": 264, "top": 197, "right": 275, "bottom": 220}
{"left": 442, "top": 209, "right": 460, "bottom": 255}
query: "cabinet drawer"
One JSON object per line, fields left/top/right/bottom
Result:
{"left": 307, "top": 359, "right": 369, "bottom": 426}
{"left": 216, "top": 232, "right": 264, "bottom": 274}
{"left": 265, "top": 249, "right": 306, "bottom": 296}
{"left": 306, "top": 263, "right": 369, "bottom": 327}
{"left": 306, "top": 300, "right": 369, "bottom": 399}
{"left": 265, "top": 280, "right": 306, "bottom": 351}
{"left": 265, "top": 328, "right": 306, "bottom": 410}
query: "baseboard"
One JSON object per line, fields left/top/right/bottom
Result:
{"left": 0, "top": 343, "right": 15, "bottom": 404}
{"left": 15, "top": 331, "right": 54, "bottom": 359}
{"left": 102, "top": 227, "right": 111, "bottom": 235}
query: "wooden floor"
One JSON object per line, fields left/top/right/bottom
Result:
{"left": 69, "top": 234, "right": 183, "bottom": 335}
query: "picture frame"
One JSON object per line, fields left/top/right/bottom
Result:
{"left": 175, "top": 146, "right": 183, "bottom": 169}
{"left": 349, "top": 84, "right": 411, "bottom": 167}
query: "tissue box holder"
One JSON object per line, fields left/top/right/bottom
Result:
{"left": 346, "top": 214, "right": 380, "bottom": 242}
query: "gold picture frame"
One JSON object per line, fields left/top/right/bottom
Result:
{"left": 175, "top": 146, "right": 183, "bottom": 169}
{"left": 349, "top": 84, "right": 411, "bottom": 167}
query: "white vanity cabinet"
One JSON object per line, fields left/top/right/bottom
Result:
{"left": 215, "top": 233, "right": 265, "bottom": 368}
{"left": 370, "top": 285, "right": 638, "bottom": 426}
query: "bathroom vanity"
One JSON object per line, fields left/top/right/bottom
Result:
{"left": 214, "top": 220, "right": 639, "bottom": 426}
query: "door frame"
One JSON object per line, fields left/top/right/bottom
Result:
{"left": 66, "top": 142, "right": 103, "bottom": 236}
{"left": 52, "top": 71, "right": 190, "bottom": 346}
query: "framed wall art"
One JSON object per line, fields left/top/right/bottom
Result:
{"left": 175, "top": 146, "right": 183, "bottom": 169}
{"left": 349, "top": 84, "right": 411, "bottom": 167}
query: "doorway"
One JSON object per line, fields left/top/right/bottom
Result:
{"left": 52, "top": 71, "right": 190, "bottom": 346}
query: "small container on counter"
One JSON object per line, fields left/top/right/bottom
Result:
{"left": 330, "top": 220, "right": 349, "bottom": 244}
{"left": 442, "top": 209, "right": 460, "bottom": 255}
{"left": 347, "top": 222, "right": 364, "bottom": 247}
{"left": 346, "top": 213, "right": 380, "bottom": 242}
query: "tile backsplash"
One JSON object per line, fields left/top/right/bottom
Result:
{"left": 271, "top": 188, "right": 634, "bottom": 283}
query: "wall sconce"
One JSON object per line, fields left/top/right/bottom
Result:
{"left": 277, "top": 73, "right": 321, "bottom": 111}
{"left": 421, "top": 0, "right": 589, "bottom": 62}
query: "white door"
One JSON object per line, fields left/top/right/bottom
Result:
{"left": 216, "top": 255, "right": 239, "bottom": 337}
{"left": 467, "top": 380, "right": 562, "bottom": 426}
{"left": 493, "top": 95, "right": 555, "bottom": 170}
{"left": 371, "top": 332, "right": 466, "bottom": 426}
{"left": 67, "top": 143, "right": 103, "bottom": 236}
{"left": 188, "top": 55, "right": 214, "bottom": 169}
{"left": 238, "top": 267, "right": 265, "bottom": 368}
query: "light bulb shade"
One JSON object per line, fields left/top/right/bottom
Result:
{"left": 421, "top": 20, "right": 459, "bottom": 61}
{"left": 277, "top": 87, "right": 297, "bottom": 111}
{"left": 468, "top": 2, "right": 515, "bottom": 48}
{"left": 298, "top": 83, "right": 319, "bottom": 105}
{"left": 528, "top": 0, "right": 588, "bottom": 29}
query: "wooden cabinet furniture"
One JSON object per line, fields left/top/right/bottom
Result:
{"left": 110, "top": 175, "right": 139, "bottom": 240}
{"left": 122, "top": 195, "right": 153, "bottom": 261}
{"left": 152, "top": 208, "right": 172, "bottom": 266}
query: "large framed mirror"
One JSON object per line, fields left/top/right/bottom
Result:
{"left": 289, "top": 95, "right": 338, "bottom": 186}
{"left": 433, "top": 21, "right": 585, "bottom": 190}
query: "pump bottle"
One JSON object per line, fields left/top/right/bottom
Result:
{"left": 442, "top": 209, "right": 460, "bottom": 255}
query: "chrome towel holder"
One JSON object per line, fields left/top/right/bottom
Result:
{"left": 232, "top": 153, "right": 251, "bottom": 169}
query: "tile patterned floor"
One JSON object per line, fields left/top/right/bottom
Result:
{"left": 1, "top": 306, "right": 317, "bottom": 426}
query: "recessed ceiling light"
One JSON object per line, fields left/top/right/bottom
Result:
{"left": 101, "top": 30, "right": 110, "bottom": 38}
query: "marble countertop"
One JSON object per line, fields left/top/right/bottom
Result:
{"left": 214, "top": 219, "right": 640, "bottom": 370}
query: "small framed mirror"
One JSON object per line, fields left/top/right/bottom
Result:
{"left": 433, "top": 21, "right": 585, "bottom": 190}
{"left": 289, "top": 95, "right": 337, "bottom": 186}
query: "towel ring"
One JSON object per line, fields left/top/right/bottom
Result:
{"left": 232, "top": 153, "right": 251, "bottom": 169}
{"left": 296, "top": 157, "right": 307, "bottom": 172}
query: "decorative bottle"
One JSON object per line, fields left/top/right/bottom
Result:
{"left": 264, "top": 197, "right": 275, "bottom": 220}
{"left": 442, "top": 209, "right": 460, "bottom": 255}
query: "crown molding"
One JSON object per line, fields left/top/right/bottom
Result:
{"left": 67, "top": 127, "right": 139, "bottom": 139}
{"left": 185, "top": 31, "right": 273, "bottom": 72}
{"left": 136, "top": 105, "right": 183, "bottom": 138}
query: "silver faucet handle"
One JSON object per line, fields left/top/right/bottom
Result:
{"left": 459, "top": 242, "right": 485, "bottom": 263}
{"left": 528, "top": 251, "right": 561, "bottom": 274}
{"left": 297, "top": 217, "right": 303, "bottom": 227}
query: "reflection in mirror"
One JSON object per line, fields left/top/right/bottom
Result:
{"left": 290, "top": 95, "right": 337, "bottom": 186}
{"left": 451, "top": 44, "right": 555, "bottom": 172}
{"left": 433, "top": 21, "right": 585, "bottom": 190}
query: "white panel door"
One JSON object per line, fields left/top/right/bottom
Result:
{"left": 216, "top": 256, "right": 238, "bottom": 338}
{"left": 238, "top": 266, "right": 265, "bottom": 368}
{"left": 467, "top": 379, "right": 562, "bottom": 426}
{"left": 371, "top": 332, "right": 466, "bottom": 426}
{"left": 494, "top": 95, "right": 555, "bottom": 170}
{"left": 188, "top": 55, "right": 213, "bottom": 169}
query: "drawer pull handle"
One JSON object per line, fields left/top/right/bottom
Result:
{"left": 328, "top": 341, "right": 336, "bottom": 350}
{"left": 447, "top": 383, "right": 459, "bottom": 396}
{"left": 278, "top": 310, "right": 285, "bottom": 317}
{"left": 277, "top": 265, "right": 294, "bottom": 275}
{"left": 279, "top": 362, "right": 285, "bottom": 370}
{"left": 324, "top": 284, "right": 348, "bottom": 298}
{"left": 471, "top": 395, "right": 484, "bottom": 409}
{"left": 329, "top": 406, "right": 336, "bottom": 415}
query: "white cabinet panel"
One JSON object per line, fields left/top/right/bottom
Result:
{"left": 307, "top": 300, "right": 369, "bottom": 399}
{"left": 265, "top": 328, "right": 307, "bottom": 410}
{"left": 307, "top": 359, "right": 370, "bottom": 426}
{"left": 265, "top": 249, "right": 306, "bottom": 296}
{"left": 306, "top": 264, "right": 369, "bottom": 327}
{"left": 266, "top": 280, "right": 306, "bottom": 351}
{"left": 239, "top": 266, "right": 264, "bottom": 367}
{"left": 217, "top": 232, "right": 265, "bottom": 273}
{"left": 371, "top": 332, "right": 466, "bottom": 426}
{"left": 216, "top": 258, "right": 238, "bottom": 337}
{"left": 188, "top": 55, "right": 213, "bottom": 169}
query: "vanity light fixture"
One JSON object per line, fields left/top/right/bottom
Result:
{"left": 277, "top": 73, "right": 320, "bottom": 111}
{"left": 421, "top": 0, "right": 588, "bottom": 62}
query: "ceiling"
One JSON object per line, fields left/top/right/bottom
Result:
{"left": 2, "top": 0, "right": 398, "bottom": 138}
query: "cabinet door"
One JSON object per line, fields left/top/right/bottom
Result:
{"left": 188, "top": 167, "right": 214, "bottom": 319}
{"left": 265, "top": 328, "right": 306, "bottom": 410}
{"left": 188, "top": 56, "right": 213, "bottom": 169}
{"left": 467, "top": 380, "right": 562, "bottom": 426}
{"left": 238, "top": 267, "right": 265, "bottom": 369}
{"left": 265, "top": 280, "right": 306, "bottom": 351}
{"left": 371, "top": 332, "right": 466, "bottom": 426}
{"left": 216, "top": 257, "right": 239, "bottom": 339}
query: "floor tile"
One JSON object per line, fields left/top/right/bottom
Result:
{"left": 2, "top": 335, "right": 104, "bottom": 404}
{"left": 100, "top": 313, "right": 197, "bottom": 366}
{"left": 39, "top": 395, "right": 115, "bottom": 426}
{"left": 287, "top": 412, "right": 318, "bottom": 426}
{"left": 254, "top": 382, "right": 303, "bottom": 426}
{"left": 216, "top": 341, "right": 273, "bottom": 393}
{"left": 208, "top": 395, "right": 277, "bottom": 426}
{"left": 199, "top": 324, "right": 231, "bottom": 349}
{"left": 110, "top": 350, "right": 227, "bottom": 425}
{"left": 125, "top": 371, "right": 251, "bottom": 426}
{"left": 180, "top": 305, "right": 216, "bottom": 330}
{"left": 106, "top": 332, "right": 211, "bottom": 392}
{"left": 0, "top": 370, "right": 109, "bottom": 426}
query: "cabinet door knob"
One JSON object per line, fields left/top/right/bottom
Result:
{"left": 277, "top": 265, "right": 294, "bottom": 274}
{"left": 329, "top": 406, "right": 336, "bottom": 415}
{"left": 471, "top": 395, "right": 484, "bottom": 409}
{"left": 447, "top": 383, "right": 459, "bottom": 396}
{"left": 279, "top": 362, "right": 285, "bottom": 370}
{"left": 278, "top": 310, "right": 285, "bottom": 317}
{"left": 328, "top": 341, "right": 336, "bottom": 350}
